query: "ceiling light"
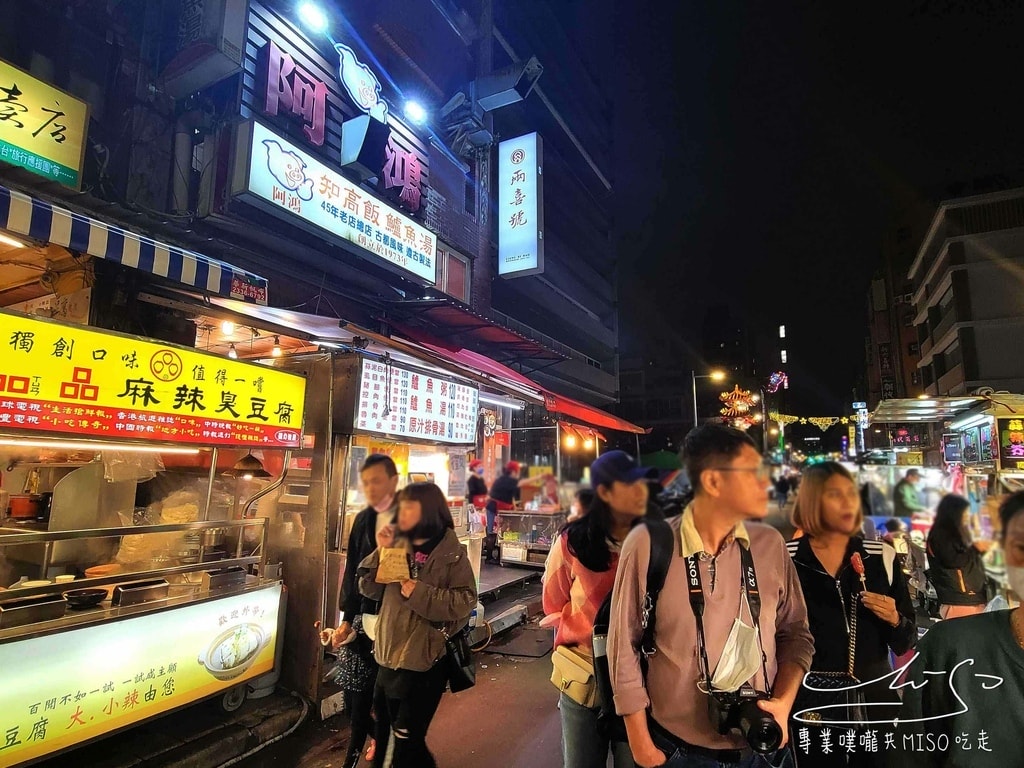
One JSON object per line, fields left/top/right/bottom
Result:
{"left": 0, "top": 232, "right": 25, "bottom": 248}
{"left": 228, "top": 343, "right": 238, "bottom": 359}
{"left": 221, "top": 319, "right": 235, "bottom": 335}
{"left": 272, "top": 336, "right": 282, "bottom": 357}
{"left": 404, "top": 101, "right": 428, "bottom": 125}
{"left": 228, "top": 452, "right": 271, "bottom": 479}
{"left": 297, "top": 1, "right": 329, "bottom": 34}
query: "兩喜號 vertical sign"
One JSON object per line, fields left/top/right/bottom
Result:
{"left": 0, "top": 59, "right": 88, "bottom": 189}
{"left": 498, "top": 133, "right": 544, "bottom": 277}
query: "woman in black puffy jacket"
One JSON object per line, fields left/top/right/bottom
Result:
{"left": 926, "top": 494, "right": 991, "bottom": 620}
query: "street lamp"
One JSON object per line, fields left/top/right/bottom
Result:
{"left": 691, "top": 369, "right": 726, "bottom": 428}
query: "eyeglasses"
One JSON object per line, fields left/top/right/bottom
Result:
{"left": 711, "top": 464, "right": 773, "bottom": 481}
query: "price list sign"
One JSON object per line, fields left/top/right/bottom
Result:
{"left": 356, "top": 359, "right": 478, "bottom": 444}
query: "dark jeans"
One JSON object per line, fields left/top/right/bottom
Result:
{"left": 343, "top": 686, "right": 375, "bottom": 761}
{"left": 558, "top": 692, "right": 634, "bottom": 768}
{"left": 372, "top": 663, "right": 448, "bottom": 768}
{"left": 647, "top": 717, "right": 790, "bottom": 768}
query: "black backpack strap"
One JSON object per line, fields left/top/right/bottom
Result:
{"left": 639, "top": 517, "right": 675, "bottom": 661}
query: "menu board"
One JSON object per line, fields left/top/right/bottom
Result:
{"left": 962, "top": 427, "right": 981, "bottom": 464}
{"left": 979, "top": 423, "right": 995, "bottom": 463}
{"left": 998, "top": 418, "right": 1024, "bottom": 472}
{"left": 356, "top": 358, "right": 478, "bottom": 444}
{"left": 941, "top": 434, "right": 962, "bottom": 464}
{"left": 0, "top": 309, "right": 305, "bottom": 448}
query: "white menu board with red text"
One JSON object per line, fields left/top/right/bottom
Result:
{"left": 356, "top": 359, "right": 478, "bottom": 444}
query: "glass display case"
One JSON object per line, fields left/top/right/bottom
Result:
{"left": 497, "top": 507, "right": 566, "bottom": 568}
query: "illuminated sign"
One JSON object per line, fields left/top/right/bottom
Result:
{"left": 0, "top": 309, "right": 306, "bottom": 448}
{"left": 498, "top": 133, "right": 544, "bottom": 277}
{"left": 334, "top": 42, "right": 389, "bottom": 123}
{"left": 0, "top": 59, "right": 88, "bottom": 188}
{"left": 237, "top": 121, "right": 435, "bottom": 283}
{"left": 356, "top": 358, "right": 477, "bottom": 444}
{"left": 0, "top": 585, "right": 281, "bottom": 765}
{"left": 259, "top": 41, "right": 328, "bottom": 146}
{"left": 998, "top": 418, "right": 1024, "bottom": 471}
{"left": 941, "top": 433, "right": 962, "bottom": 464}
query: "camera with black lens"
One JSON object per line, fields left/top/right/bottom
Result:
{"left": 707, "top": 685, "right": 782, "bottom": 754}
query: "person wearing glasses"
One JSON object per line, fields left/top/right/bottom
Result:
{"left": 608, "top": 424, "right": 814, "bottom": 768}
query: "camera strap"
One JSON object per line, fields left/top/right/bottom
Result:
{"left": 685, "top": 543, "right": 773, "bottom": 696}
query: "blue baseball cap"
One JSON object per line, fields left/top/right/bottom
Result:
{"left": 590, "top": 450, "right": 658, "bottom": 487}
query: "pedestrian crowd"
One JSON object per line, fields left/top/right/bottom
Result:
{"left": 317, "top": 424, "right": 1023, "bottom": 768}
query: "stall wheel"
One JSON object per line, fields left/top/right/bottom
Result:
{"left": 222, "top": 684, "right": 247, "bottom": 712}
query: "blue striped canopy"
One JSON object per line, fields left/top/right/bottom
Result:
{"left": 0, "top": 184, "right": 268, "bottom": 304}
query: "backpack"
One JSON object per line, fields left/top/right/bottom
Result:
{"left": 592, "top": 517, "right": 675, "bottom": 741}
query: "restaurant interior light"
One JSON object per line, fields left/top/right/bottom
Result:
{"left": 564, "top": 433, "right": 577, "bottom": 449}
{"left": 0, "top": 438, "right": 200, "bottom": 455}
{"left": 229, "top": 452, "right": 271, "bottom": 479}
{"left": 479, "top": 394, "right": 525, "bottom": 411}
{"left": 297, "top": 1, "right": 329, "bottom": 34}
{"left": 272, "top": 336, "right": 282, "bottom": 357}
{"left": 404, "top": 101, "right": 428, "bottom": 125}
{"left": 228, "top": 343, "right": 238, "bottom": 359}
{"left": 221, "top": 319, "right": 235, "bottom": 335}
{"left": 583, "top": 438, "right": 594, "bottom": 450}
{"left": 950, "top": 412, "right": 992, "bottom": 431}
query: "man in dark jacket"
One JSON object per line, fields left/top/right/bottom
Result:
{"left": 484, "top": 461, "right": 521, "bottom": 564}
{"left": 331, "top": 454, "right": 399, "bottom": 645}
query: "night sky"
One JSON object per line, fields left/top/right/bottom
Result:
{"left": 592, "top": 1, "right": 1024, "bottom": 415}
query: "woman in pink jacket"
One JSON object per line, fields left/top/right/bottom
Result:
{"left": 543, "top": 451, "right": 655, "bottom": 768}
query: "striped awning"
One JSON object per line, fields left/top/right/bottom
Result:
{"left": 0, "top": 184, "right": 268, "bottom": 304}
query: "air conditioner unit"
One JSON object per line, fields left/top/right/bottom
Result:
{"left": 161, "top": 0, "right": 247, "bottom": 99}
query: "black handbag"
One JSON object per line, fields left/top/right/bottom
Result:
{"left": 441, "top": 625, "right": 476, "bottom": 693}
{"left": 795, "top": 589, "right": 865, "bottom": 725}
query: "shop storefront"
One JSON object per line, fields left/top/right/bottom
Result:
{"left": 0, "top": 307, "right": 307, "bottom": 766}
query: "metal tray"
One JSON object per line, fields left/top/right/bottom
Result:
{"left": 0, "top": 593, "right": 67, "bottom": 628}
{"left": 112, "top": 579, "right": 170, "bottom": 607}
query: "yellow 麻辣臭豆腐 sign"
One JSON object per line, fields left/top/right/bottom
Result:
{"left": 0, "top": 309, "right": 305, "bottom": 448}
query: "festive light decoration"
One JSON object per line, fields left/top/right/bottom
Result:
{"left": 720, "top": 385, "right": 758, "bottom": 430}
{"left": 766, "top": 371, "right": 789, "bottom": 394}
{"left": 769, "top": 411, "right": 858, "bottom": 432}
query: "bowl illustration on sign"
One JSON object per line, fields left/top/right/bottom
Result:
{"left": 198, "top": 623, "right": 269, "bottom": 681}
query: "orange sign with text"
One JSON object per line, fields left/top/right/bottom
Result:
{"left": 0, "top": 309, "right": 306, "bottom": 448}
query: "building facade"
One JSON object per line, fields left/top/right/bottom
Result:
{"left": 865, "top": 221, "right": 924, "bottom": 410}
{"left": 908, "top": 188, "right": 1024, "bottom": 397}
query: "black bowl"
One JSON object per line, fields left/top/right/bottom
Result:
{"left": 63, "top": 588, "right": 107, "bottom": 609}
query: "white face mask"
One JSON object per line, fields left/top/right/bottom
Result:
{"left": 711, "top": 618, "right": 762, "bottom": 693}
{"left": 1006, "top": 566, "right": 1024, "bottom": 604}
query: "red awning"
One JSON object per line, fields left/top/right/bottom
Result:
{"left": 390, "top": 322, "right": 649, "bottom": 435}
{"left": 545, "top": 393, "right": 648, "bottom": 435}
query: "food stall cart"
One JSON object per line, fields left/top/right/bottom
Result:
{"left": 258, "top": 349, "right": 490, "bottom": 717}
{"left": 0, "top": 307, "right": 306, "bottom": 767}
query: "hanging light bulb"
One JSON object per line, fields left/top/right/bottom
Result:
{"left": 228, "top": 343, "right": 238, "bottom": 359}
{"left": 583, "top": 438, "right": 595, "bottom": 451}
{"left": 564, "top": 434, "right": 577, "bottom": 449}
{"left": 272, "top": 336, "right": 282, "bottom": 357}
{"left": 221, "top": 319, "right": 235, "bottom": 335}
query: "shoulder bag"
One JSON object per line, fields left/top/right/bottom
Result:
{"left": 794, "top": 588, "right": 865, "bottom": 725}
{"left": 550, "top": 644, "right": 600, "bottom": 708}
{"left": 442, "top": 625, "right": 476, "bottom": 693}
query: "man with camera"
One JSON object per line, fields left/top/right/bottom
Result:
{"left": 608, "top": 425, "right": 814, "bottom": 767}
